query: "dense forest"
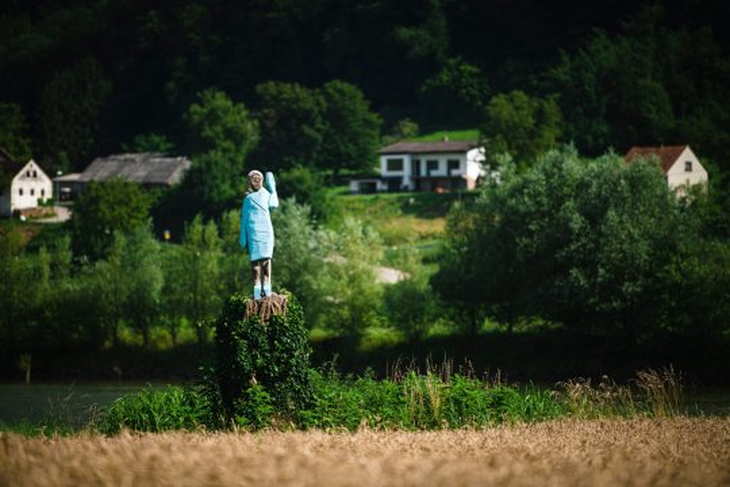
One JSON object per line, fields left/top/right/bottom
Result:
{"left": 1, "top": 0, "right": 730, "bottom": 180}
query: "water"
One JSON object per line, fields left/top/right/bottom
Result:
{"left": 0, "top": 382, "right": 169, "bottom": 427}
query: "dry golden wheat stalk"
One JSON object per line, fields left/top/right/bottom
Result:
{"left": 2, "top": 417, "right": 729, "bottom": 487}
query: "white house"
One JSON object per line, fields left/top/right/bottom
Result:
{"left": 0, "top": 156, "right": 53, "bottom": 217}
{"left": 350, "top": 140, "right": 485, "bottom": 193}
{"left": 625, "top": 145, "right": 708, "bottom": 196}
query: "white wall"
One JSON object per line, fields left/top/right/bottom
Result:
{"left": 10, "top": 160, "right": 53, "bottom": 212}
{"left": 666, "top": 147, "right": 708, "bottom": 195}
{"left": 465, "top": 147, "right": 486, "bottom": 186}
{"left": 379, "top": 147, "right": 486, "bottom": 191}
{"left": 380, "top": 154, "right": 413, "bottom": 190}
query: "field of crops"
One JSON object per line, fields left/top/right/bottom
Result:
{"left": 2, "top": 417, "right": 728, "bottom": 486}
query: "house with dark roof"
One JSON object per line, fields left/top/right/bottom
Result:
{"left": 350, "top": 139, "right": 485, "bottom": 193}
{"left": 57, "top": 152, "right": 192, "bottom": 198}
{"left": 625, "top": 145, "right": 708, "bottom": 196}
{"left": 1, "top": 148, "right": 54, "bottom": 217}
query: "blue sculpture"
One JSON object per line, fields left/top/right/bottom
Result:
{"left": 239, "top": 170, "right": 279, "bottom": 299}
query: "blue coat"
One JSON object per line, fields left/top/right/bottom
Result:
{"left": 239, "top": 172, "right": 279, "bottom": 261}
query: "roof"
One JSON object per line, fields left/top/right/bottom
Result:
{"left": 54, "top": 173, "right": 82, "bottom": 182}
{"left": 625, "top": 145, "right": 689, "bottom": 174}
{"left": 78, "top": 153, "right": 192, "bottom": 186}
{"left": 379, "top": 140, "right": 480, "bottom": 155}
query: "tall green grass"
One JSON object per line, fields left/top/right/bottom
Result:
{"left": 87, "top": 366, "right": 686, "bottom": 434}
{"left": 97, "top": 385, "right": 210, "bottom": 434}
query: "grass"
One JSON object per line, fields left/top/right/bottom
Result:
{"left": 86, "top": 366, "right": 691, "bottom": 434}
{"left": 97, "top": 385, "right": 209, "bottom": 434}
{"left": 331, "top": 191, "right": 473, "bottom": 246}
{"left": 1, "top": 365, "right": 726, "bottom": 438}
{"left": 3, "top": 418, "right": 729, "bottom": 486}
{"left": 411, "top": 129, "right": 479, "bottom": 142}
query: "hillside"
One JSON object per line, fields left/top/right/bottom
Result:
{"left": 331, "top": 191, "right": 470, "bottom": 247}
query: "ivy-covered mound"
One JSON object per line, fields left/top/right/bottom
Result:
{"left": 214, "top": 292, "right": 313, "bottom": 426}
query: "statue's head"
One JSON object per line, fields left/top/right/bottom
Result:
{"left": 247, "top": 170, "right": 263, "bottom": 192}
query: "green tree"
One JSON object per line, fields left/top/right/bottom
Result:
{"left": 434, "top": 146, "right": 683, "bottom": 340}
{"left": 218, "top": 208, "right": 248, "bottom": 298}
{"left": 546, "top": 7, "right": 730, "bottom": 164}
{"left": 180, "top": 215, "right": 222, "bottom": 345}
{"left": 0, "top": 101, "right": 32, "bottom": 162}
{"left": 120, "top": 225, "right": 164, "bottom": 347}
{"left": 183, "top": 88, "right": 259, "bottom": 213}
{"left": 70, "top": 179, "right": 152, "bottom": 260}
{"left": 277, "top": 165, "right": 334, "bottom": 220}
{"left": 0, "top": 226, "right": 27, "bottom": 354}
{"left": 320, "top": 217, "right": 384, "bottom": 335}
{"left": 159, "top": 242, "right": 187, "bottom": 346}
{"left": 383, "top": 118, "right": 420, "bottom": 145}
{"left": 419, "top": 57, "right": 489, "bottom": 127}
{"left": 319, "top": 80, "right": 382, "bottom": 176}
{"left": 121, "top": 133, "right": 175, "bottom": 153}
{"left": 93, "top": 234, "right": 128, "bottom": 347}
{"left": 253, "top": 81, "right": 325, "bottom": 170}
{"left": 38, "top": 56, "right": 112, "bottom": 172}
{"left": 182, "top": 149, "right": 245, "bottom": 214}
{"left": 185, "top": 87, "right": 259, "bottom": 156}
{"left": 384, "top": 271, "right": 439, "bottom": 340}
{"left": 271, "top": 200, "right": 330, "bottom": 327}
{"left": 393, "top": 0, "right": 449, "bottom": 64}
{"left": 480, "top": 90, "right": 562, "bottom": 170}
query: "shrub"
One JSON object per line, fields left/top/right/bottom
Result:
{"left": 300, "top": 369, "right": 567, "bottom": 431}
{"left": 300, "top": 369, "right": 405, "bottom": 430}
{"left": 214, "top": 292, "right": 313, "bottom": 427}
{"left": 97, "top": 385, "right": 208, "bottom": 434}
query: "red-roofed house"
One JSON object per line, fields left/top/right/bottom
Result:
{"left": 625, "top": 145, "right": 708, "bottom": 196}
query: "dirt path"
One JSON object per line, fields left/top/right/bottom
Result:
{"left": 34, "top": 205, "right": 72, "bottom": 223}
{"left": 2, "top": 417, "right": 729, "bottom": 486}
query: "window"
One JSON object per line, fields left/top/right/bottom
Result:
{"left": 412, "top": 159, "right": 421, "bottom": 176}
{"left": 447, "top": 159, "right": 460, "bottom": 172}
{"left": 427, "top": 160, "right": 439, "bottom": 175}
{"left": 31, "top": 188, "right": 35, "bottom": 196}
{"left": 685, "top": 161, "right": 693, "bottom": 172}
{"left": 41, "top": 189, "right": 46, "bottom": 197}
{"left": 26, "top": 170, "right": 31, "bottom": 177}
{"left": 19, "top": 188, "right": 23, "bottom": 196}
{"left": 386, "top": 158, "right": 404, "bottom": 172}
{"left": 32, "top": 170, "right": 38, "bottom": 178}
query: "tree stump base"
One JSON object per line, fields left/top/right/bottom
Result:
{"left": 215, "top": 292, "right": 312, "bottom": 424}
{"left": 244, "top": 293, "right": 289, "bottom": 322}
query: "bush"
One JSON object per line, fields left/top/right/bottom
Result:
{"left": 384, "top": 275, "right": 439, "bottom": 340}
{"left": 97, "top": 368, "right": 682, "bottom": 434}
{"left": 214, "top": 292, "right": 313, "bottom": 426}
{"left": 299, "top": 369, "right": 566, "bottom": 431}
{"left": 97, "top": 385, "right": 208, "bottom": 434}
{"left": 300, "top": 369, "right": 406, "bottom": 430}
{"left": 277, "top": 166, "right": 335, "bottom": 220}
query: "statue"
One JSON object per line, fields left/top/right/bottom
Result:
{"left": 239, "top": 170, "right": 279, "bottom": 299}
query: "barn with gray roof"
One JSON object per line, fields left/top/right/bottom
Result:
{"left": 57, "top": 152, "right": 191, "bottom": 198}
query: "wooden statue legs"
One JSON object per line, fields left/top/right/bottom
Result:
{"left": 251, "top": 258, "right": 272, "bottom": 299}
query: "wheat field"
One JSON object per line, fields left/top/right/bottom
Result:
{"left": 2, "top": 418, "right": 729, "bottom": 486}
